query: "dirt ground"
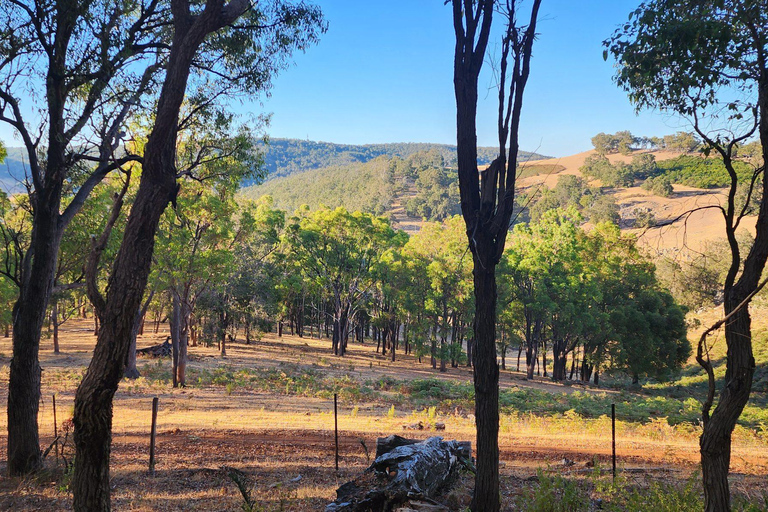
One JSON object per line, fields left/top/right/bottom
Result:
{"left": 0, "top": 319, "right": 767, "bottom": 510}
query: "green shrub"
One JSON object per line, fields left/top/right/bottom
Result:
{"left": 516, "top": 470, "right": 590, "bottom": 511}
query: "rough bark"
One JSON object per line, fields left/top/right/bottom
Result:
{"left": 471, "top": 257, "right": 500, "bottom": 512}
{"left": 451, "top": 2, "right": 541, "bottom": 509}
{"left": 698, "top": 59, "right": 768, "bottom": 512}
{"left": 71, "top": 2, "right": 250, "bottom": 507}
{"left": 7, "top": 197, "right": 62, "bottom": 475}
{"left": 52, "top": 300, "right": 60, "bottom": 354}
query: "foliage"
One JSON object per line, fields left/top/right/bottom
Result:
{"left": 591, "top": 131, "right": 641, "bottom": 155}
{"left": 642, "top": 175, "right": 673, "bottom": 197}
{"left": 516, "top": 469, "right": 590, "bottom": 512}
{"left": 241, "top": 157, "right": 396, "bottom": 215}
{"left": 654, "top": 155, "right": 754, "bottom": 189}
{"left": 579, "top": 154, "right": 634, "bottom": 187}
{"left": 504, "top": 211, "right": 689, "bottom": 383}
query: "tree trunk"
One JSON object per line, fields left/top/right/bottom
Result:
{"left": 700, "top": 293, "right": 755, "bottom": 512}
{"left": 7, "top": 198, "right": 62, "bottom": 475}
{"left": 526, "top": 321, "right": 540, "bottom": 380}
{"left": 70, "top": 5, "right": 233, "bottom": 502}
{"left": 471, "top": 260, "right": 500, "bottom": 512}
{"left": 170, "top": 293, "right": 181, "bottom": 388}
{"left": 177, "top": 302, "right": 189, "bottom": 386}
{"left": 552, "top": 341, "right": 567, "bottom": 381}
{"left": 219, "top": 309, "right": 227, "bottom": 357}
{"left": 52, "top": 300, "right": 60, "bottom": 354}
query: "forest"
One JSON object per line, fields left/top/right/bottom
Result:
{"left": 0, "top": 0, "right": 766, "bottom": 511}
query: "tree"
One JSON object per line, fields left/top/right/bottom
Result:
{"left": 0, "top": 0, "right": 165, "bottom": 475}
{"left": 70, "top": 2, "right": 325, "bottom": 508}
{"left": 607, "top": 2, "right": 768, "bottom": 509}
{"left": 451, "top": 1, "right": 541, "bottom": 510}
{"left": 402, "top": 216, "right": 473, "bottom": 370}
{"left": 286, "top": 207, "right": 404, "bottom": 356}
{"left": 591, "top": 131, "right": 639, "bottom": 155}
{"left": 664, "top": 131, "right": 702, "bottom": 153}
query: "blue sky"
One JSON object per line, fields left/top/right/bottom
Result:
{"left": 0, "top": 1, "right": 693, "bottom": 158}
{"left": 258, "top": 0, "right": 691, "bottom": 157}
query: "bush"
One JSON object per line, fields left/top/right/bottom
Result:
{"left": 517, "top": 470, "right": 590, "bottom": 511}
{"left": 632, "top": 207, "right": 656, "bottom": 228}
{"left": 642, "top": 175, "right": 673, "bottom": 197}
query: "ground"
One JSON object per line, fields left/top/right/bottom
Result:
{"left": 0, "top": 318, "right": 767, "bottom": 511}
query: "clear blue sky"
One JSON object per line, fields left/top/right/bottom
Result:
{"left": 0, "top": 1, "right": 693, "bottom": 158}
{"left": 259, "top": 0, "right": 691, "bottom": 157}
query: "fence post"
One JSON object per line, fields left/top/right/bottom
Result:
{"left": 52, "top": 394, "right": 58, "bottom": 465}
{"left": 334, "top": 393, "right": 339, "bottom": 472}
{"left": 611, "top": 403, "right": 616, "bottom": 481}
{"left": 149, "top": 397, "right": 159, "bottom": 475}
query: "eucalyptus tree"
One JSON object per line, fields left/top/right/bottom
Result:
{"left": 69, "top": 1, "right": 325, "bottom": 508}
{"left": 157, "top": 180, "right": 239, "bottom": 384}
{"left": 450, "top": 1, "right": 542, "bottom": 507}
{"left": 607, "top": 2, "right": 768, "bottom": 508}
{"left": 0, "top": 0, "right": 168, "bottom": 474}
{"left": 286, "top": 207, "right": 405, "bottom": 356}
{"left": 403, "top": 216, "right": 472, "bottom": 370}
{"left": 505, "top": 208, "right": 582, "bottom": 380}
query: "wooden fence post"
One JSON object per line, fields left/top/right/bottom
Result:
{"left": 149, "top": 397, "right": 159, "bottom": 475}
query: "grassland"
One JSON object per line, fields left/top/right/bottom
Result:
{"left": 1, "top": 313, "right": 768, "bottom": 510}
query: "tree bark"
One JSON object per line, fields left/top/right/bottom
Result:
{"left": 701, "top": 291, "right": 755, "bottom": 511}
{"left": 170, "top": 293, "right": 180, "bottom": 388}
{"left": 70, "top": 1, "right": 250, "bottom": 505}
{"left": 52, "top": 300, "right": 60, "bottom": 354}
{"left": 471, "top": 258, "right": 500, "bottom": 512}
{"left": 7, "top": 197, "right": 63, "bottom": 475}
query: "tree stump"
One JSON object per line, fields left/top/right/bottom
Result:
{"left": 326, "top": 436, "right": 473, "bottom": 512}
{"left": 136, "top": 336, "right": 172, "bottom": 357}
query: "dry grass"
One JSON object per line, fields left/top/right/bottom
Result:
{"left": 0, "top": 319, "right": 767, "bottom": 510}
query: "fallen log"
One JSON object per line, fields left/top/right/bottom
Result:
{"left": 136, "top": 336, "right": 172, "bottom": 357}
{"left": 326, "top": 436, "right": 473, "bottom": 512}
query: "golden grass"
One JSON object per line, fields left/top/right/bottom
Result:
{"left": 1, "top": 318, "right": 767, "bottom": 510}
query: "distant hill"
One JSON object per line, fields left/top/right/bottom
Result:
{"left": 241, "top": 148, "right": 553, "bottom": 233}
{"left": 243, "top": 156, "right": 398, "bottom": 217}
{"left": 255, "top": 138, "right": 549, "bottom": 180}
{"left": 0, "top": 146, "right": 31, "bottom": 192}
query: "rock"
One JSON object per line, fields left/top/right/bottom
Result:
{"left": 434, "top": 422, "right": 445, "bottom": 431}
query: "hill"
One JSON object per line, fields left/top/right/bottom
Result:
{"left": 0, "top": 146, "right": 32, "bottom": 192}
{"left": 256, "top": 138, "right": 549, "bottom": 179}
{"left": 241, "top": 149, "right": 557, "bottom": 232}
{"left": 518, "top": 149, "right": 756, "bottom": 256}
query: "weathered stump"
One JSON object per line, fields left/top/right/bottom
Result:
{"left": 136, "top": 336, "right": 172, "bottom": 357}
{"left": 326, "top": 436, "right": 473, "bottom": 512}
